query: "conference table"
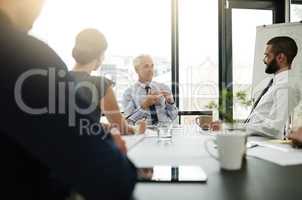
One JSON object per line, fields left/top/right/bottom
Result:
{"left": 127, "top": 125, "right": 302, "bottom": 200}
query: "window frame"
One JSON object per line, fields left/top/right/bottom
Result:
{"left": 290, "top": 0, "right": 302, "bottom": 22}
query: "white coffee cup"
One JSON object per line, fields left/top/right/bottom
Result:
{"left": 205, "top": 132, "right": 247, "bottom": 170}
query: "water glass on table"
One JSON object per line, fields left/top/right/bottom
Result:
{"left": 156, "top": 122, "right": 173, "bottom": 142}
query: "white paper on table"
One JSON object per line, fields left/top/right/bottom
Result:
{"left": 122, "top": 134, "right": 145, "bottom": 150}
{"left": 247, "top": 142, "right": 302, "bottom": 166}
{"left": 248, "top": 140, "right": 294, "bottom": 152}
{"left": 144, "top": 129, "right": 158, "bottom": 138}
{"left": 122, "top": 128, "right": 160, "bottom": 151}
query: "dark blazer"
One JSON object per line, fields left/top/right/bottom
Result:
{"left": 0, "top": 11, "right": 136, "bottom": 200}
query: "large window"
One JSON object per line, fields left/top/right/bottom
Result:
{"left": 232, "top": 9, "right": 272, "bottom": 120}
{"left": 30, "top": 0, "right": 280, "bottom": 123}
{"left": 31, "top": 0, "right": 171, "bottom": 108}
{"left": 291, "top": 3, "right": 302, "bottom": 22}
{"left": 178, "top": 0, "right": 219, "bottom": 122}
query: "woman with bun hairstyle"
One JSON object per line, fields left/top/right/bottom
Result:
{"left": 70, "top": 28, "right": 145, "bottom": 135}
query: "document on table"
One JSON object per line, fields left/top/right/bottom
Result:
{"left": 122, "top": 129, "right": 158, "bottom": 151}
{"left": 122, "top": 134, "right": 145, "bottom": 150}
{"left": 144, "top": 129, "right": 158, "bottom": 138}
{"left": 247, "top": 139, "right": 302, "bottom": 166}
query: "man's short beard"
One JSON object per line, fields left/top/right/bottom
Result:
{"left": 265, "top": 58, "right": 279, "bottom": 74}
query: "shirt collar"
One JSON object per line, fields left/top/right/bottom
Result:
{"left": 136, "top": 80, "right": 153, "bottom": 89}
{"left": 273, "top": 69, "right": 288, "bottom": 84}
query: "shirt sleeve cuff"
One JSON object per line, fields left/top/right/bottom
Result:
{"left": 127, "top": 108, "right": 148, "bottom": 123}
{"left": 165, "top": 102, "right": 176, "bottom": 109}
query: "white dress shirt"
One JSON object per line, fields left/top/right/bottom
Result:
{"left": 246, "top": 70, "right": 301, "bottom": 139}
{"left": 122, "top": 81, "right": 178, "bottom": 125}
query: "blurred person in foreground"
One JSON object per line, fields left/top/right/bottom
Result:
{"left": 0, "top": 0, "right": 137, "bottom": 199}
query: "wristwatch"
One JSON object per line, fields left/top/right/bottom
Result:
{"left": 166, "top": 100, "right": 175, "bottom": 105}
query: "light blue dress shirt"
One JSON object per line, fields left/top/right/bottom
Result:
{"left": 122, "top": 81, "right": 178, "bottom": 125}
